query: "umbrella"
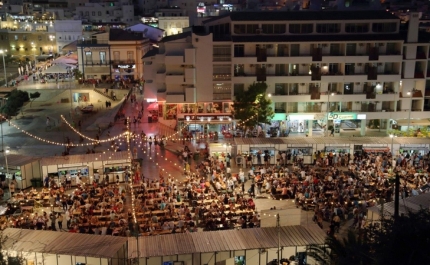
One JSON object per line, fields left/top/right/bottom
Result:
{"left": 147, "top": 102, "right": 159, "bottom": 111}
{"left": 52, "top": 57, "right": 77, "bottom": 65}
{"left": 43, "top": 64, "right": 69, "bottom": 74}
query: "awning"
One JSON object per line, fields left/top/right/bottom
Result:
{"left": 324, "top": 146, "right": 350, "bottom": 149}
{"left": 400, "top": 147, "right": 428, "bottom": 151}
{"left": 363, "top": 147, "right": 389, "bottom": 153}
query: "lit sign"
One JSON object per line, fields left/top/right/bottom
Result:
{"left": 328, "top": 112, "right": 357, "bottom": 120}
{"left": 197, "top": 2, "right": 206, "bottom": 13}
{"left": 117, "top": 64, "right": 135, "bottom": 69}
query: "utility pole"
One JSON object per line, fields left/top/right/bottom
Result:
{"left": 277, "top": 213, "right": 280, "bottom": 265}
{"left": 394, "top": 172, "right": 400, "bottom": 219}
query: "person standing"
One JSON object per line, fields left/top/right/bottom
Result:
{"left": 57, "top": 213, "right": 64, "bottom": 230}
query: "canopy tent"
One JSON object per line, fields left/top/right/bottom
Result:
{"left": 147, "top": 102, "right": 159, "bottom": 111}
{"left": 52, "top": 57, "right": 77, "bottom": 65}
{"left": 43, "top": 64, "right": 69, "bottom": 74}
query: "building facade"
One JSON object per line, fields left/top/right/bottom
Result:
{"left": 143, "top": 10, "right": 430, "bottom": 135}
{"left": 75, "top": 0, "right": 135, "bottom": 24}
{"left": 0, "top": 13, "right": 82, "bottom": 59}
{"left": 77, "top": 29, "right": 150, "bottom": 81}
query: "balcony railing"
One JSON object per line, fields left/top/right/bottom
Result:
{"left": 77, "top": 39, "right": 109, "bottom": 45}
{"left": 213, "top": 93, "right": 231, "bottom": 100}
{"left": 83, "top": 60, "right": 111, "bottom": 66}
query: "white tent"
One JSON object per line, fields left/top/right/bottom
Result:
{"left": 52, "top": 57, "right": 77, "bottom": 65}
{"left": 43, "top": 64, "right": 69, "bottom": 74}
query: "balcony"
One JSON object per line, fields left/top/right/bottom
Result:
{"left": 155, "top": 72, "right": 166, "bottom": 82}
{"left": 77, "top": 39, "right": 109, "bottom": 46}
{"left": 213, "top": 93, "right": 231, "bottom": 100}
{"left": 213, "top": 74, "right": 231, "bottom": 81}
{"left": 165, "top": 55, "right": 184, "bottom": 65}
{"left": 83, "top": 60, "right": 111, "bottom": 66}
{"left": 165, "top": 73, "right": 184, "bottom": 84}
{"left": 112, "top": 60, "right": 136, "bottom": 64}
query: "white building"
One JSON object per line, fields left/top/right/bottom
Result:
{"left": 142, "top": 10, "right": 430, "bottom": 135}
{"left": 75, "top": 0, "right": 135, "bottom": 24}
{"left": 53, "top": 20, "right": 82, "bottom": 53}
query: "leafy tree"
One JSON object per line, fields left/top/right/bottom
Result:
{"left": 72, "top": 68, "right": 83, "bottom": 80}
{"left": 307, "top": 209, "right": 430, "bottom": 265}
{"left": 0, "top": 90, "right": 29, "bottom": 117}
{"left": 29, "top": 92, "right": 41, "bottom": 107}
{"left": 232, "top": 82, "right": 274, "bottom": 129}
{"left": 307, "top": 230, "right": 372, "bottom": 265}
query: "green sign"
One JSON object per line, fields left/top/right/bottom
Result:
{"left": 328, "top": 112, "right": 357, "bottom": 120}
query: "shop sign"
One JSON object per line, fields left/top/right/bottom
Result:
{"left": 287, "top": 114, "right": 315, "bottom": 120}
{"left": 117, "top": 64, "right": 135, "bottom": 69}
{"left": 328, "top": 112, "right": 356, "bottom": 120}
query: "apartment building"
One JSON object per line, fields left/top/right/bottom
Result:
{"left": 0, "top": 13, "right": 81, "bottom": 59}
{"left": 77, "top": 28, "right": 150, "bottom": 81}
{"left": 75, "top": 0, "right": 135, "bottom": 24}
{"left": 143, "top": 10, "right": 430, "bottom": 134}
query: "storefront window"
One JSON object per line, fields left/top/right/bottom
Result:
{"left": 180, "top": 104, "right": 196, "bottom": 113}
{"left": 223, "top": 102, "right": 233, "bottom": 113}
{"left": 104, "top": 165, "right": 128, "bottom": 173}
{"left": 165, "top": 104, "right": 177, "bottom": 120}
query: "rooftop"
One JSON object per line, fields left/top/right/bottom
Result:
{"left": 229, "top": 10, "right": 399, "bottom": 21}
{"left": 128, "top": 225, "right": 326, "bottom": 258}
{"left": 2, "top": 228, "right": 128, "bottom": 259}
{"left": 109, "top": 28, "right": 146, "bottom": 41}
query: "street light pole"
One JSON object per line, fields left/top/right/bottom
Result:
{"left": 326, "top": 92, "right": 334, "bottom": 136}
{"left": 0, "top": 50, "right": 7, "bottom": 87}
{"left": 4, "top": 147, "right": 9, "bottom": 188}
{"left": 407, "top": 91, "right": 412, "bottom": 132}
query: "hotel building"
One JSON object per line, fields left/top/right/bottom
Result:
{"left": 142, "top": 10, "right": 430, "bottom": 135}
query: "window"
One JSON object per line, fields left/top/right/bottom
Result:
{"left": 127, "top": 51, "right": 134, "bottom": 62}
{"left": 85, "top": 11, "right": 89, "bottom": 16}
{"left": 213, "top": 83, "right": 232, "bottom": 100}
{"left": 213, "top": 64, "right": 231, "bottom": 81}
{"left": 234, "top": 64, "right": 245, "bottom": 76}
{"left": 92, "top": 11, "right": 95, "bottom": 16}
{"left": 213, "top": 45, "right": 231, "bottom": 62}
{"left": 262, "top": 24, "right": 286, "bottom": 34}
{"left": 289, "top": 24, "right": 313, "bottom": 34}
{"left": 0, "top": 35, "right": 2, "bottom": 40}
{"left": 38, "top": 35, "right": 42, "bottom": 41}
{"left": 234, "top": 44, "right": 244, "bottom": 57}
{"left": 98, "top": 11, "right": 101, "bottom": 16}
{"left": 246, "top": 24, "right": 258, "bottom": 34}
{"left": 23, "top": 35, "right": 27, "bottom": 41}
{"left": 14, "top": 35, "right": 18, "bottom": 40}
{"left": 345, "top": 23, "right": 369, "bottom": 33}
{"left": 85, "top": 51, "right": 92, "bottom": 63}
{"left": 113, "top": 51, "right": 120, "bottom": 61}
{"left": 234, "top": 84, "right": 244, "bottom": 96}
{"left": 316, "top": 23, "right": 340, "bottom": 33}
{"left": 372, "top": 22, "right": 397, "bottom": 33}
{"left": 100, "top": 52, "right": 106, "bottom": 63}
{"left": 234, "top": 24, "right": 258, "bottom": 34}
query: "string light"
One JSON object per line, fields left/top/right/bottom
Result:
{"left": 60, "top": 115, "right": 126, "bottom": 143}
{"left": 0, "top": 114, "right": 111, "bottom": 147}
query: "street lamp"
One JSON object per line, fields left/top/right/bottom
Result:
{"left": 326, "top": 92, "right": 334, "bottom": 136}
{"left": 406, "top": 91, "right": 413, "bottom": 132}
{"left": 0, "top": 49, "right": 7, "bottom": 87}
{"left": 4, "top": 147, "right": 9, "bottom": 183}
{"left": 31, "top": 42, "right": 37, "bottom": 64}
{"left": 389, "top": 134, "right": 397, "bottom": 167}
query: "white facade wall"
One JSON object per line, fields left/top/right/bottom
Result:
{"left": 53, "top": 20, "right": 82, "bottom": 53}
{"left": 158, "top": 17, "right": 189, "bottom": 36}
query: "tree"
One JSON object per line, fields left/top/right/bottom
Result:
{"left": 307, "top": 230, "right": 373, "bottom": 265}
{"left": 307, "top": 209, "right": 430, "bottom": 265}
{"left": 0, "top": 90, "right": 29, "bottom": 117}
{"left": 232, "top": 82, "right": 274, "bottom": 130}
{"left": 0, "top": 233, "right": 25, "bottom": 265}
{"left": 72, "top": 68, "right": 83, "bottom": 81}
{"left": 29, "top": 92, "right": 41, "bottom": 107}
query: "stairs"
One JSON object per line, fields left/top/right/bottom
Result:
{"left": 93, "top": 89, "right": 116, "bottom": 101}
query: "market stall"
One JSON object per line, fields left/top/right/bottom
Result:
{"left": 0, "top": 154, "right": 41, "bottom": 190}
{"left": 40, "top": 151, "right": 131, "bottom": 186}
